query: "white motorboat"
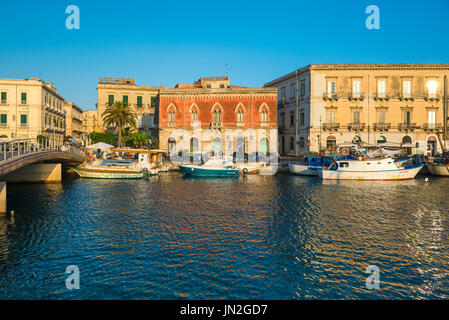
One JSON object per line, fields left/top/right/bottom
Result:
{"left": 318, "top": 157, "right": 423, "bottom": 181}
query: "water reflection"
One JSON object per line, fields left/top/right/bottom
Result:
{"left": 0, "top": 173, "right": 448, "bottom": 299}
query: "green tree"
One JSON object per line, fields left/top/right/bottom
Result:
{"left": 131, "top": 132, "right": 149, "bottom": 148}
{"left": 149, "top": 138, "right": 159, "bottom": 149}
{"left": 101, "top": 101, "right": 136, "bottom": 148}
{"left": 121, "top": 127, "right": 135, "bottom": 147}
{"left": 90, "top": 130, "right": 117, "bottom": 145}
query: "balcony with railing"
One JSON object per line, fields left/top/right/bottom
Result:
{"left": 210, "top": 122, "right": 222, "bottom": 128}
{"left": 322, "top": 123, "right": 340, "bottom": 131}
{"left": 373, "top": 123, "right": 391, "bottom": 131}
{"left": 424, "top": 93, "right": 441, "bottom": 101}
{"left": 422, "top": 123, "right": 443, "bottom": 131}
{"left": 347, "top": 122, "right": 366, "bottom": 131}
{"left": 398, "top": 123, "right": 417, "bottom": 131}
{"left": 322, "top": 93, "right": 339, "bottom": 101}
{"left": 398, "top": 93, "right": 414, "bottom": 101}
{"left": 373, "top": 93, "right": 390, "bottom": 101}
{"left": 348, "top": 92, "right": 365, "bottom": 101}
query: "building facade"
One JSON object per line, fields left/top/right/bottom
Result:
{"left": 81, "top": 110, "right": 98, "bottom": 134}
{"left": 96, "top": 77, "right": 159, "bottom": 138}
{"left": 265, "top": 64, "right": 449, "bottom": 156}
{"left": 156, "top": 77, "right": 278, "bottom": 157}
{"left": 0, "top": 78, "right": 65, "bottom": 145}
{"left": 63, "top": 101, "right": 83, "bottom": 143}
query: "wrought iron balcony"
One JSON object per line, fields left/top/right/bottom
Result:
{"left": 210, "top": 122, "right": 222, "bottom": 128}
{"left": 322, "top": 93, "right": 339, "bottom": 101}
{"left": 348, "top": 93, "right": 365, "bottom": 101}
{"left": 322, "top": 122, "right": 340, "bottom": 131}
{"left": 424, "top": 93, "right": 441, "bottom": 101}
{"left": 347, "top": 122, "right": 366, "bottom": 131}
{"left": 373, "top": 93, "right": 390, "bottom": 101}
{"left": 373, "top": 123, "right": 391, "bottom": 131}
{"left": 398, "top": 123, "right": 417, "bottom": 131}
{"left": 422, "top": 123, "right": 443, "bottom": 131}
{"left": 398, "top": 94, "right": 414, "bottom": 101}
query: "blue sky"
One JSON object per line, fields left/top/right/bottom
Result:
{"left": 0, "top": 0, "right": 448, "bottom": 110}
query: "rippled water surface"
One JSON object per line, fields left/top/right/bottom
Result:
{"left": 1, "top": 172, "right": 449, "bottom": 299}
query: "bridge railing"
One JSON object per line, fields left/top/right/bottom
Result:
{"left": 0, "top": 138, "right": 85, "bottom": 163}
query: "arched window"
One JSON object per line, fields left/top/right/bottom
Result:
{"left": 235, "top": 103, "right": 245, "bottom": 124}
{"left": 213, "top": 137, "right": 222, "bottom": 156}
{"left": 212, "top": 110, "right": 222, "bottom": 124}
{"left": 168, "top": 111, "right": 175, "bottom": 124}
{"left": 190, "top": 104, "right": 199, "bottom": 123}
{"left": 235, "top": 137, "right": 246, "bottom": 162}
{"left": 377, "top": 136, "right": 387, "bottom": 144}
{"left": 191, "top": 110, "right": 198, "bottom": 122}
{"left": 352, "top": 135, "right": 361, "bottom": 144}
{"left": 260, "top": 110, "right": 268, "bottom": 123}
{"left": 167, "top": 104, "right": 177, "bottom": 125}
{"left": 259, "top": 104, "right": 269, "bottom": 123}
{"left": 168, "top": 138, "right": 176, "bottom": 155}
{"left": 259, "top": 138, "right": 269, "bottom": 155}
{"left": 326, "top": 135, "right": 336, "bottom": 151}
{"left": 190, "top": 137, "right": 199, "bottom": 153}
{"left": 211, "top": 104, "right": 223, "bottom": 125}
{"left": 237, "top": 110, "right": 244, "bottom": 123}
{"left": 402, "top": 135, "right": 412, "bottom": 145}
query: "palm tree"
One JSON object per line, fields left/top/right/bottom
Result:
{"left": 121, "top": 127, "right": 135, "bottom": 146}
{"left": 102, "top": 101, "right": 137, "bottom": 148}
{"left": 131, "top": 132, "right": 149, "bottom": 148}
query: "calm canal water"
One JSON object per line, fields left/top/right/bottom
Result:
{"left": 1, "top": 172, "right": 448, "bottom": 299}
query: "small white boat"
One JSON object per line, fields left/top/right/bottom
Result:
{"left": 289, "top": 157, "right": 335, "bottom": 176}
{"left": 179, "top": 157, "right": 239, "bottom": 177}
{"left": 237, "top": 163, "right": 265, "bottom": 174}
{"left": 427, "top": 155, "right": 449, "bottom": 177}
{"left": 318, "top": 157, "right": 423, "bottom": 181}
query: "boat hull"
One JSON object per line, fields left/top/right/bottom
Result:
{"left": 427, "top": 163, "right": 449, "bottom": 176}
{"left": 288, "top": 162, "right": 320, "bottom": 176}
{"left": 179, "top": 165, "right": 239, "bottom": 177}
{"left": 318, "top": 165, "right": 423, "bottom": 181}
{"left": 73, "top": 167, "right": 144, "bottom": 179}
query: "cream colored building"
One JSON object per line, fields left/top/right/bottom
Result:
{"left": 96, "top": 77, "right": 159, "bottom": 138}
{"left": 265, "top": 64, "right": 449, "bottom": 156}
{"left": 63, "top": 101, "right": 83, "bottom": 143}
{"left": 0, "top": 78, "right": 65, "bottom": 145}
{"left": 81, "top": 110, "right": 98, "bottom": 134}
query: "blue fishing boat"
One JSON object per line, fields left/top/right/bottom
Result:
{"left": 289, "top": 156, "right": 353, "bottom": 176}
{"left": 179, "top": 157, "right": 239, "bottom": 177}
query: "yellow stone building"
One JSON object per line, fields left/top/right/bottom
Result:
{"left": 0, "top": 78, "right": 65, "bottom": 145}
{"left": 265, "top": 64, "right": 449, "bottom": 156}
{"left": 96, "top": 77, "right": 159, "bottom": 138}
{"left": 63, "top": 101, "right": 83, "bottom": 143}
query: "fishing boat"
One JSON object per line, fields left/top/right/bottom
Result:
{"left": 74, "top": 149, "right": 165, "bottom": 179}
{"left": 73, "top": 163, "right": 145, "bottom": 179}
{"left": 427, "top": 153, "right": 449, "bottom": 177}
{"left": 289, "top": 156, "right": 334, "bottom": 176}
{"left": 318, "top": 157, "right": 423, "bottom": 181}
{"left": 179, "top": 157, "right": 239, "bottom": 177}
